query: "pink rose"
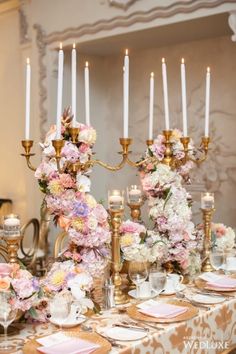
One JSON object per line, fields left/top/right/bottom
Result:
{"left": 59, "top": 174, "right": 75, "bottom": 188}
{"left": 0, "top": 263, "right": 12, "bottom": 277}
{"left": 92, "top": 204, "right": 108, "bottom": 224}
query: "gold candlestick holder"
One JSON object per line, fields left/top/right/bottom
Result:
{"left": 127, "top": 201, "right": 144, "bottom": 223}
{"left": 109, "top": 208, "right": 128, "bottom": 305}
{"left": 3, "top": 235, "right": 23, "bottom": 264}
{"left": 201, "top": 208, "right": 215, "bottom": 272}
{"left": 69, "top": 127, "right": 79, "bottom": 144}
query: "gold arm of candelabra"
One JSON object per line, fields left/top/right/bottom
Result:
{"left": 180, "top": 136, "right": 210, "bottom": 165}
{"left": 52, "top": 139, "right": 65, "bottom": 172}
{"left": 21, "top": 140, "right": 37, "bottom": 172}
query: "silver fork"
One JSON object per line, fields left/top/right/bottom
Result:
{"left": 81, "top": 324, "right": 125, "bottom": 348}
{"left": 175, "top": 292, "right": 211, "bottom": 310}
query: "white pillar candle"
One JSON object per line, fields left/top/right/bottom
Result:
{"left": 4, "top": 218, "right": 20, "bottom": 227}
{"left": 201, "top": 192, "right": 214, "bottom": 210}
{"left": 149, "top": 72, "right": 154, "bottom": 140}
{"left": 128, "top": 186, "right": 142, "bottom": 204}
{"left": 25, "top": 58, "right": 31, "bottom": 140}
{"left": 205, "top": 67, "right": 211, "bottom": 137}
{"left": 108, "top": 190, "right": 124, "bottom": 210}
{"left": 84, "top": 61, "right": 90, "bottom": 126}
{"left": 123, "top": 49, "right": 129, "bottom": 138}
{"left": 181, "top": 58, "right": 188, "bottom": 136}
{"left": 161, "top": 58, "right": 170, "bottom": 130}
{"left": 56, "top": 43, "right": 64, "bottom": 139}
{"left": 71, "top": 43, "right": 77, "bottom": 127}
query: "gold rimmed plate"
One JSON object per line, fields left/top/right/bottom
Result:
{"left": 195, "top": 277, "right": 236, "bottom": 292}
{"left": 22, "top": 331, "right": 112, "bottom": 354}
{"left": 126, "top": 299, "right": 198, "bottom": 323}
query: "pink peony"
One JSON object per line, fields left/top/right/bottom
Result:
{"left": 59, "top": 174, "right": 75, "bottom": 188}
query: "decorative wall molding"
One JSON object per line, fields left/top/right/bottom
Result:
{"left": 34, "top": 24, "right": 47, "bottom": 140}
{"left": 45, "top": 0, "right": 236, "bottom": 44}
{"left": 18, "top": 5, "right": 30, "bottom": 44}
{"left": 108, "top": 0, "right": 138, "bottom": 10}
{"left": 228, "top": 11, "right": 236, "bottom": 41}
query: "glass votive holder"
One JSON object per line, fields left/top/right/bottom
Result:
{"left": 127, "top": 185, "right": 142, "bottom": 205}
{"left": 201, "top": 192, "right": 214, "bottom": 210}
{"left": 108, "top": 190, "right": 124, "bottom": 211}
{"left": 3, "top": 214, "right": 21, "bottom": 238}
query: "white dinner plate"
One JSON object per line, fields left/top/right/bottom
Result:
{"left": 103, "top": 327, "right": 147, "bottom": 341}
{"left": 128, "top": 289, "right": 157, "bottom": 300}
{"left": 190, "top": 294, "right": 225, "bottom": 304}
{"left": 50, "top": 315, "right": 86, "bottom": 328}
{"left": 161, "top": 284, "right": 186, "bottom": 295}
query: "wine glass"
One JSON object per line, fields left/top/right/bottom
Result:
{"left": 49, "top": 293, "right": 72, "bottom": 330}
{"left": 149, "top": 266, "right": 167, "bottom": 296}
{"left": 210, "top": 249, "right": 225, "bottom": 271}
{"left": 0, "top": 290, "right": 18, "bottom": 352}
{"left": 128, "top": 262, "right": 148, "bottom": 298}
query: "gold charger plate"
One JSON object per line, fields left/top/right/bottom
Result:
{"left": 195, "top": 276, "right": 236, "bottom": 292}
{"left": 126, "top": 299, "right": 198, "bottom": 323}
{"left": 22, "top": 330, "right": 112, "bottom": 354}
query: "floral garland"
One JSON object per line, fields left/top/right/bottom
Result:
{"left": 139, "top": 129, "right": 203, "bottom": 275}
{"left": 0, "top": 263, "right": 41, "bottom": 313}
{"left": 196, "top": 222, "right": 235, "bottom": 252}
{"left": 120, "top": 220, "right": 168, "bottom": 263}
{"left": 35, "top": 111, "right": 111, "bottom": 277}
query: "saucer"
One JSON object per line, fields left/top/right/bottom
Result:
{"left": 161, "top": 284, "right": 186, "bottom": 295}
{"left": 50, "top": 315, "right": 86, "bottom": 328}
{"left": 128, "top": 289, "right": 157, "bottom": 300}
{"left": 190, "top": 294, "right": 225, "bottom": 304}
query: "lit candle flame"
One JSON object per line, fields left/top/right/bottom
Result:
{"left": 181, "top": 58, "right": 185, "bottom": 64}
{"left": 151, "top": 72, "right": 154, "bottom": 78}
{"left": 125, "top": 49, "right": 129, "bottom": 55}
{"left": 26, "top": 57, "right": 30, "bottom": 64}
{"left": 73, "top": 43, "right": 76, "bottom": 49}
{"left": 59, "top": 42, "right": 63, "bottom": 50}
{"left": 207, "top": 67, "right": 210, "bottom": 73}
{"left": 162, "top": 58, "right": 165, "bottom": 64}
{"left": 85, "top": 61, "right": 89, "bottom": 67}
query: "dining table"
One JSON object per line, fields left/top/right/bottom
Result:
{"left": 4, "top": 281, "right": 236, "bottom": 354}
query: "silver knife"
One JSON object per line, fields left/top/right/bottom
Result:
{"left": 112, "top": 323, "right": 149, "bottom": 332}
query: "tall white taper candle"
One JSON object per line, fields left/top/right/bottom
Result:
{"left": 71, "top": 43, "right": 77, "bottom": 127}
{"left": 149, "top": 72, "right": 154, "bottom": 140}
{"left": 84, "top": 61, "right": 90, "bottom": 126}
{"left": 162, "top": 58, "right": 170, "bottom": 130}
{"left": 123, "top": 49, "right": 129, "bottom": 138}
{"left": 181, "top": 58, "right": 188, "bottom": 136}
{"left": 56, "top": 43, "right": 64, "bottom": 139}
{"left": 205, "top": 67, "right": 211, "bottom": 137}
{"left": 25, "top": 58, "right": 31, "bottom": 140}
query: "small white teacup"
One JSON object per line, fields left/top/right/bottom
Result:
{"left": 226, "top": 257, "right": 236, "bottom": 271}
{"left": 165, "top": 274, "right": 183, "bottom": 292}
{"left": 138, "top": 281, "right": 151, "bottom": 298}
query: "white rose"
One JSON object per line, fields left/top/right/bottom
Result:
{"left": 76, "top": 174, "right": 91, "bottom": 192}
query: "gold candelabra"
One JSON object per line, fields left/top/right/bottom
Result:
{"left": 127, "top": 201, "right": 144, "bottom": 223}
{"left": 21, "top": 129, "right": 210, "bottom": 173}
{"left": 109, "top": 208, "right": 128, "bottom": 305}
{"left": 21, "top": 126, "right": 210, "bottom": 299}
{"left": 201, "top": 208, "right": 215, "bottom": 272}
{"left": 3, "top": 234, "right": 22, "bottom": 264}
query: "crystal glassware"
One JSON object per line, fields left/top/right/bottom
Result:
{"left": 209, "top": 248, "right": 224, "bottom": 271}
{"left": 149, "top": 266, "right": 167, "bottom": 295}
{"left": 0, "top": 290, "right": 18, "bottom": 353}
{"left": 128, "top": 262, "right": 148, "bottom": 298}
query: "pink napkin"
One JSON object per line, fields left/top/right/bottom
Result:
{"left": 207, "top": 277, "right": 236, "bottom": 289}
{"left": 37, "top": 338, "right": 100, "bottom": 354}
{"left": 138, "top": 303, "right": 188, "bottom": 318}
